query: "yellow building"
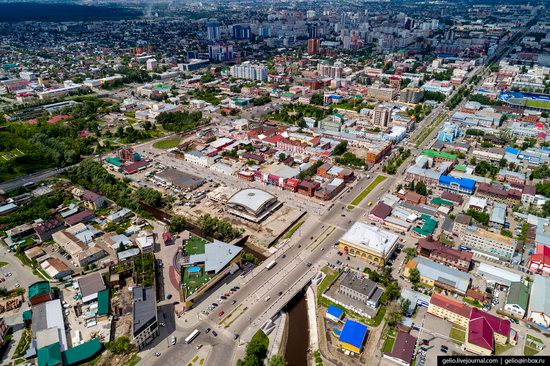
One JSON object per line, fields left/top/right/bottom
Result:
{"left": 337, "top": 320, "right": 368, "bottom": 354}
{"left": 427, "top": 293, "right": 471, "bottom": 328}
{"left": 339, "top": 223, "right": 399, "bottom": 267}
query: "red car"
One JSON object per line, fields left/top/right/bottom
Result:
{"left": 219, "top": 311, "right": 225, "bottom": 317}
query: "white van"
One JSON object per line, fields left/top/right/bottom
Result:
{"left": 265, "top": 296, "right": 271, "bottom": 302}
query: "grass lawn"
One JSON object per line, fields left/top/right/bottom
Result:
{"left": 0, "top": 261, "right": 8, "bottom": 268}
{"left": 282, "top": 220, "right": 305, "bottom": 240}
{"left": 495, "top": 342, "right": 514, "bottom": 355}
{"left": 317, "top": 267, "right": 341, "bottom": 302}
{"left": 182, "top": 265, "right": 212, "bottom": 295}
{"left": 348, "top": 175, "right": 387, "bottom": 208}
{"left": 153, "top": 137, "right": 181, "bottom": 149}
{"left": 525, "top": 99, "right": 550, "bottom": 110}
{"left": 382, "top": 329, "right": 397, "bottom": 353}
{"left": 184, "top": 236, "right": 207, "bottom": 256}
{"left": 449, "top": 326, "right": 466, "bottom": 344}
{"left": 127, "top": 354, "right": 141, "bottom": 366}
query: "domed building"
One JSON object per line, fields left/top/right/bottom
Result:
{"left": 226, "top": 188, "right": 281, "bottom": 222}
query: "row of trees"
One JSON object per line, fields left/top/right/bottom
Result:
{"left": 270, "top": 104, "right": 328, "bottom": 125}
{"left": 197, "top": 213, "right": 242, "bottom": 242}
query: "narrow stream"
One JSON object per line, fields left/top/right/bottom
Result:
{"left": 284, "top": 291, "right": 309, "bottom": 366}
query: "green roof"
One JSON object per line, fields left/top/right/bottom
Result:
{"left": 506, "top": 282, "right": 529, "bottom": 310}
{"left": 430, "top": 197, "right": 453, "bottom": 207}
{"left": 281, "top": 92, "right": 295, "bottom": 98}
{"left": 28, "top": 281, "right": 51, "bottom": 300}
{"left": 61, "top": 338, "right": 103, "bottom": 366}
{"left": 454, "top": 164, "right": 467, "bottom": 172}
{"left": 413, "top": 215, "right": 438, "bottom": 237}
{"left": 105, "top": 156, "right": 122, "bottom": 167}
{"left": 23, "top": 309, "right": 32, "bottom": 321}
{"left": 420, "top": 149, "right": 457, "bottom": 161}
{"left": 153, "top": 84, "right": 171, "bottom": 90}
{"left": 37, "top": 342, "right": 62, "bottom": 366}
{"left": 97, "top": 289, "right": 110, "bottom": 316}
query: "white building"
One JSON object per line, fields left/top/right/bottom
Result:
{"left": 184, "top": 150, "right": 215, "bottom": 167}
{"left": 230, "top": 62, "right": 268, "bottom": 81}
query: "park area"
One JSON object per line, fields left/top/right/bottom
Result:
{"left": 152, "top": 137, "right": 181, "bottom": 149}
{"left": 182, "top": 264, "right": 212, "bottom": 296}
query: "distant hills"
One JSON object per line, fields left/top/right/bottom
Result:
{"left": 0, "top": 2, "right": 142, "bottom": 22}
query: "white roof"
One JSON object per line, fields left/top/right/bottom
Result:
{"left": 477, "top": 262, "right": 521, "bottom": 286}
{"left": 227, "top": 188, "right": 277, "bottom": 215}
{"left": 340, "top": 222, "right": 399, "bottom": 258}
{"left": 188, "top": 239, "right": 243, "bottom": 274}
{"left": 468, "top": 196, "right": 487, "bottom": 209}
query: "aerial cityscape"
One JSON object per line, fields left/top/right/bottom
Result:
{"left": 0, "top": 0, "right": 550, "bottom": 365}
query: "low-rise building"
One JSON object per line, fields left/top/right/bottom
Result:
{"left": 504, "top": 282, "right": 529, "bottom": 319}
{"left": 528, "top": 275, "right": 550, "bottom": 331}
{"left": 416, "top": 236, "right": 472, "bottom": 272}
{"left": 427, "top": 293, "right": 470, "bottom": 328}
{"left": 461, "top": 226, "right": 517, "bottom": 261}
{"left": 132, "top": 286, "right": 159, "bottom": 350}
{"left": 338, "top": 272, "right": 383, "bottom": 309}
{"left": 405, "top": 256, "right": 471, "bottom": 295}
{"left": 339, "top": 223, "right": 399, "bottom": 267}
{"left": 383, "top": 331, "right": 417, "bottom": 366}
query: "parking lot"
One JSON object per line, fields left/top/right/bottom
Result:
{"left": 412, "top": 308, "right": 466, "bottom": 366}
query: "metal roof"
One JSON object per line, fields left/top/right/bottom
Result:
{"left": 414, "top": 256, "right": 471, "bottom": 294}
{"left": 530, "top": 275, "right": 550, "bottom": 316}
{"left": 340, "top": 222, "right": 399, "bottom": 258}
{"left": 227, "top": 188, "right": 277, "bottom": 216}
{"left": 339, "top": 320, "right": 368, "bottom": 349}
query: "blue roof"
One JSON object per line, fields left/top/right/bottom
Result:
{"left": 439, "top": 175, "right": 476, "bottom": 190}
{"left": 332, "top": 328, "right": 342, "bottom": 336}
{"left": 326, "top": 305, "right": 344, "bottom": 319}
{"left": 505, "top": 147, "right": 519, "bottom": 156}
{"left": 339, "top": 320, "right": 368, "bottom": 348}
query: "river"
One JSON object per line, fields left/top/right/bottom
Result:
{"left": 284, "top": 291, "right": 309, "bottom": 366}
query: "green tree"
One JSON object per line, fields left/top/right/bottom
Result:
{"left": 170, "top": 215, "right": 186, "bottom": 233}
{"left": 310, "top": 93, "right": 324, "bottom": 105}
{"left": 408, "top": 268, "right": 420, "bottom": 284}
{"left": 268, "top": 355, "right": 287, "bottom": 366}
{"left": 414, "top": 181, "right": 428, "bottom": 196}
{"left": 106, "top": 336, "right": 133, "bottom": 354}
{"left": 400, "top": 298, "right": 412, "bottom": 315}
{"left": 332, "top": 141, "right": 348, "bottom": 156}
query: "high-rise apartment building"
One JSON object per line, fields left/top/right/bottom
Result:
{"left": 372, "top": 105, "right": 392, "bottom": 127}
{"left": 307, "top": 38, "right": 321, "bottom": 54}
{"left": 232, "top": 24, "right": 251, "bottom": 40}
{"left": 206, "top": 19, "right": 221, "bottom": 42}
{"left": 399, "top": 88, "right": 423, "bottom": 104}
{"left": 208, "top": 44, "right": 234, "bottom": 62}
{"left": 230, "top": 62, "right": 268, "bottom": 81}
{"left": 317, "top": 61, "right": 343, "bottom": 79}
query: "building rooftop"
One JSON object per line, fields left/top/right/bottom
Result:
{"left": 340, "top": 222, "right": 399, "bottom": 259}
{"left": 227, "top": 188, "right": 278, "bottom": 216}
{"left": 414, "top": 256, "right": 471, "bottom": 294}
{"left": 132, "top": 286, "right": 157, "bottom": 338}
{"left": 339, "top": 320, "right": 368, "bottom": 350}
{"left": 385, "top": 331, "right": 417, "bottom": 365}
{"left": 78, "top": 272, "right": 106, "bottom": 300}
{"left": 506, "top": 282, "right": 529, "bottom": 310}
{"left": 429, "top": 293, "right": 471, "bottom": 318}
{"left": 530, "top": 275, "right": 550, "bottom": 316}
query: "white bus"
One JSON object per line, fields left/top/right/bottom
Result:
{"left": 266, "top": 260, "right": 277, "bottom": 270}
{"left": 185, "top": 329, "right": 200, "bottom": 344}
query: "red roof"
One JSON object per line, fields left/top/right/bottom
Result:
{"left": 529, "top": 244, "right": 550, "bottom": 268}
{"left": 47, "top": 114, "right": 72, "bottom": 124}
{"left": 468, "top": 308, "right": 511, "bottom": 351}
{"left": 430, "top": 293, "right": 471, "bottom": 318}
{"left": 262, "top": 134, "right": 285, "bottom": 144}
